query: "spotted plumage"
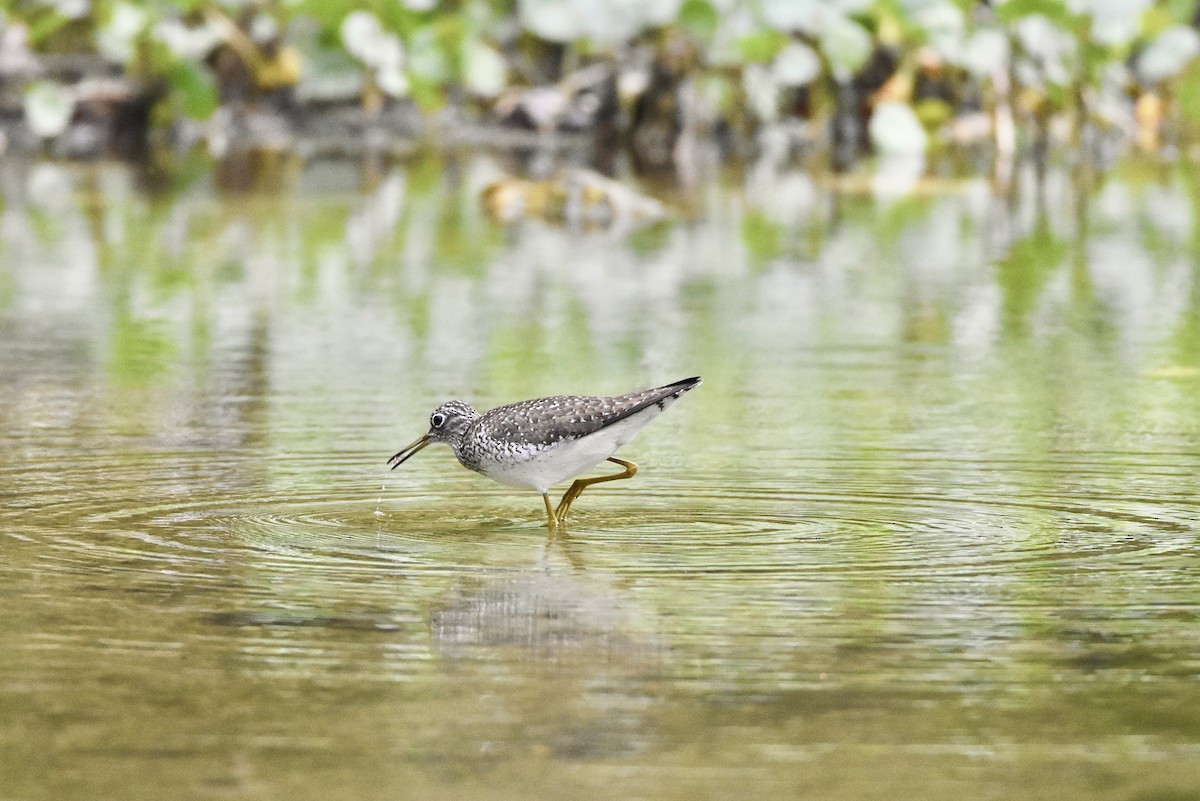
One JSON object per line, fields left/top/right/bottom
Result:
{"left": 387, "top": 377, "right": 702, "bottom": 527}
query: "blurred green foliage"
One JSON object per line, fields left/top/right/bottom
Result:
{"left": 5, "top": 0, "right": 1200, "bottom": 148}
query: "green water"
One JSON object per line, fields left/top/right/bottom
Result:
{"left": 1, "top": 154, "right": 1199, "bottom": 800}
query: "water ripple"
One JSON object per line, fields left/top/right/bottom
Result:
{"left": 3, "top": 446, "right": 1196, "bottom": 598}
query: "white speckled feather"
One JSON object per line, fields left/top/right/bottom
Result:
{"left": 473, "top": 399, "right": 676, "bottom": 493}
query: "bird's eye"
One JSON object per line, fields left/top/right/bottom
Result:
{"left": 431, "top": 413, "right": 446, "bottom": 428}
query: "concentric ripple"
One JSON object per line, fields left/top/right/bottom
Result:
{"left": 6, "top": 445, "right": 1197, "bottom": 593}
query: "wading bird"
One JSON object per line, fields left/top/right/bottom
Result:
{"left": 387, "top": 377, "right": 702, "bottom": 527}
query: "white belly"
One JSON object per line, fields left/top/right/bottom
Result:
{"left": 475, "top": 403, "right": 669, "bottom": 494}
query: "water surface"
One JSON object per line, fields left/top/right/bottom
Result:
{"left": 1, "top": 154, "right": 1199, "bottom": 800}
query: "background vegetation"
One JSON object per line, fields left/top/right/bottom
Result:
{"left": 3, "top": 0, "right": 1200, "bottom": 166}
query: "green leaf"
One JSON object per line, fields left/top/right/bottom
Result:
{"left": 736, "top": 29, "right": 787, "bottom": 64}
{"left": 406, "top": 74, "right": 445, "bottom": 113}
{"left": 741, "top": 210, "right": 782, "bottom": 264}
{"left": 679, "top": 0, "right": 719, "bottom": 44}
{"left": 24, "top": 81, "right": 76, "bottom": 138}
{"left": 463, "top": 37, "right": 507, "bottom": 98}
{"left": 1165, "top": 0, "right": 1196, "bottom": 26}
{"left": 168, "top": 60, "right": 218, "bottom": 120}
{"left": 1138, "top": 25, "right": 1200, "bottom": 83}
{"left": 407, "top": 23, "right": 452, "bottom": 82}
{"left": 293, "top": 0, "right": 363, "bottom": 31}
{"left": 995, "top": 0, "right": 1071, "bottom": 26}
{"left": 28, "top": 11, "right": 71, "bottom": 46}
{"left": 821, "top": 17, "right": 872, "bottom": 76}
{"left": 1177, "top": 58, "right": 1200, "bottom": 123}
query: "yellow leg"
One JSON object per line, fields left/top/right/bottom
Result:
{"left": 543, "top": 493, "right": 559, "bottom": 530}
{"left": 555, "top": 457, "right": 638, "bottom": 522}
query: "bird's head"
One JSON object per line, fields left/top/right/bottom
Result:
{"left": 387, "top": 400, "right": 478, "bottom": 468}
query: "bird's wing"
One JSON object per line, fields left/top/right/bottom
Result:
{"left": 476, "top": 377, "right": 701, "bottom": 447}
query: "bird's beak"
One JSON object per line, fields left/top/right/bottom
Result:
{"left": 387, "top": 433, "right": 431, "bottom": 469}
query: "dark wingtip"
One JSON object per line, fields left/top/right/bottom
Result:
{"left": 657, "top": 376, "right": 702, "bottom": 401}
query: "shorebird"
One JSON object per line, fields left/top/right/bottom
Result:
{"left": 387, "top": 377, "right": 701, "bottom": 527}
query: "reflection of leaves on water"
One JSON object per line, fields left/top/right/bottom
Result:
{"left": 204, "top": 610, "right": 400, "bottom": 632}
{"left": 430, "top": 569, "right": 661, "bottom": 662}
{"left": 109, "top": 315, "right": 176, "bottom": 387}
{"left": 1063, "top": 644, "right": 1171, "bottom": 673}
